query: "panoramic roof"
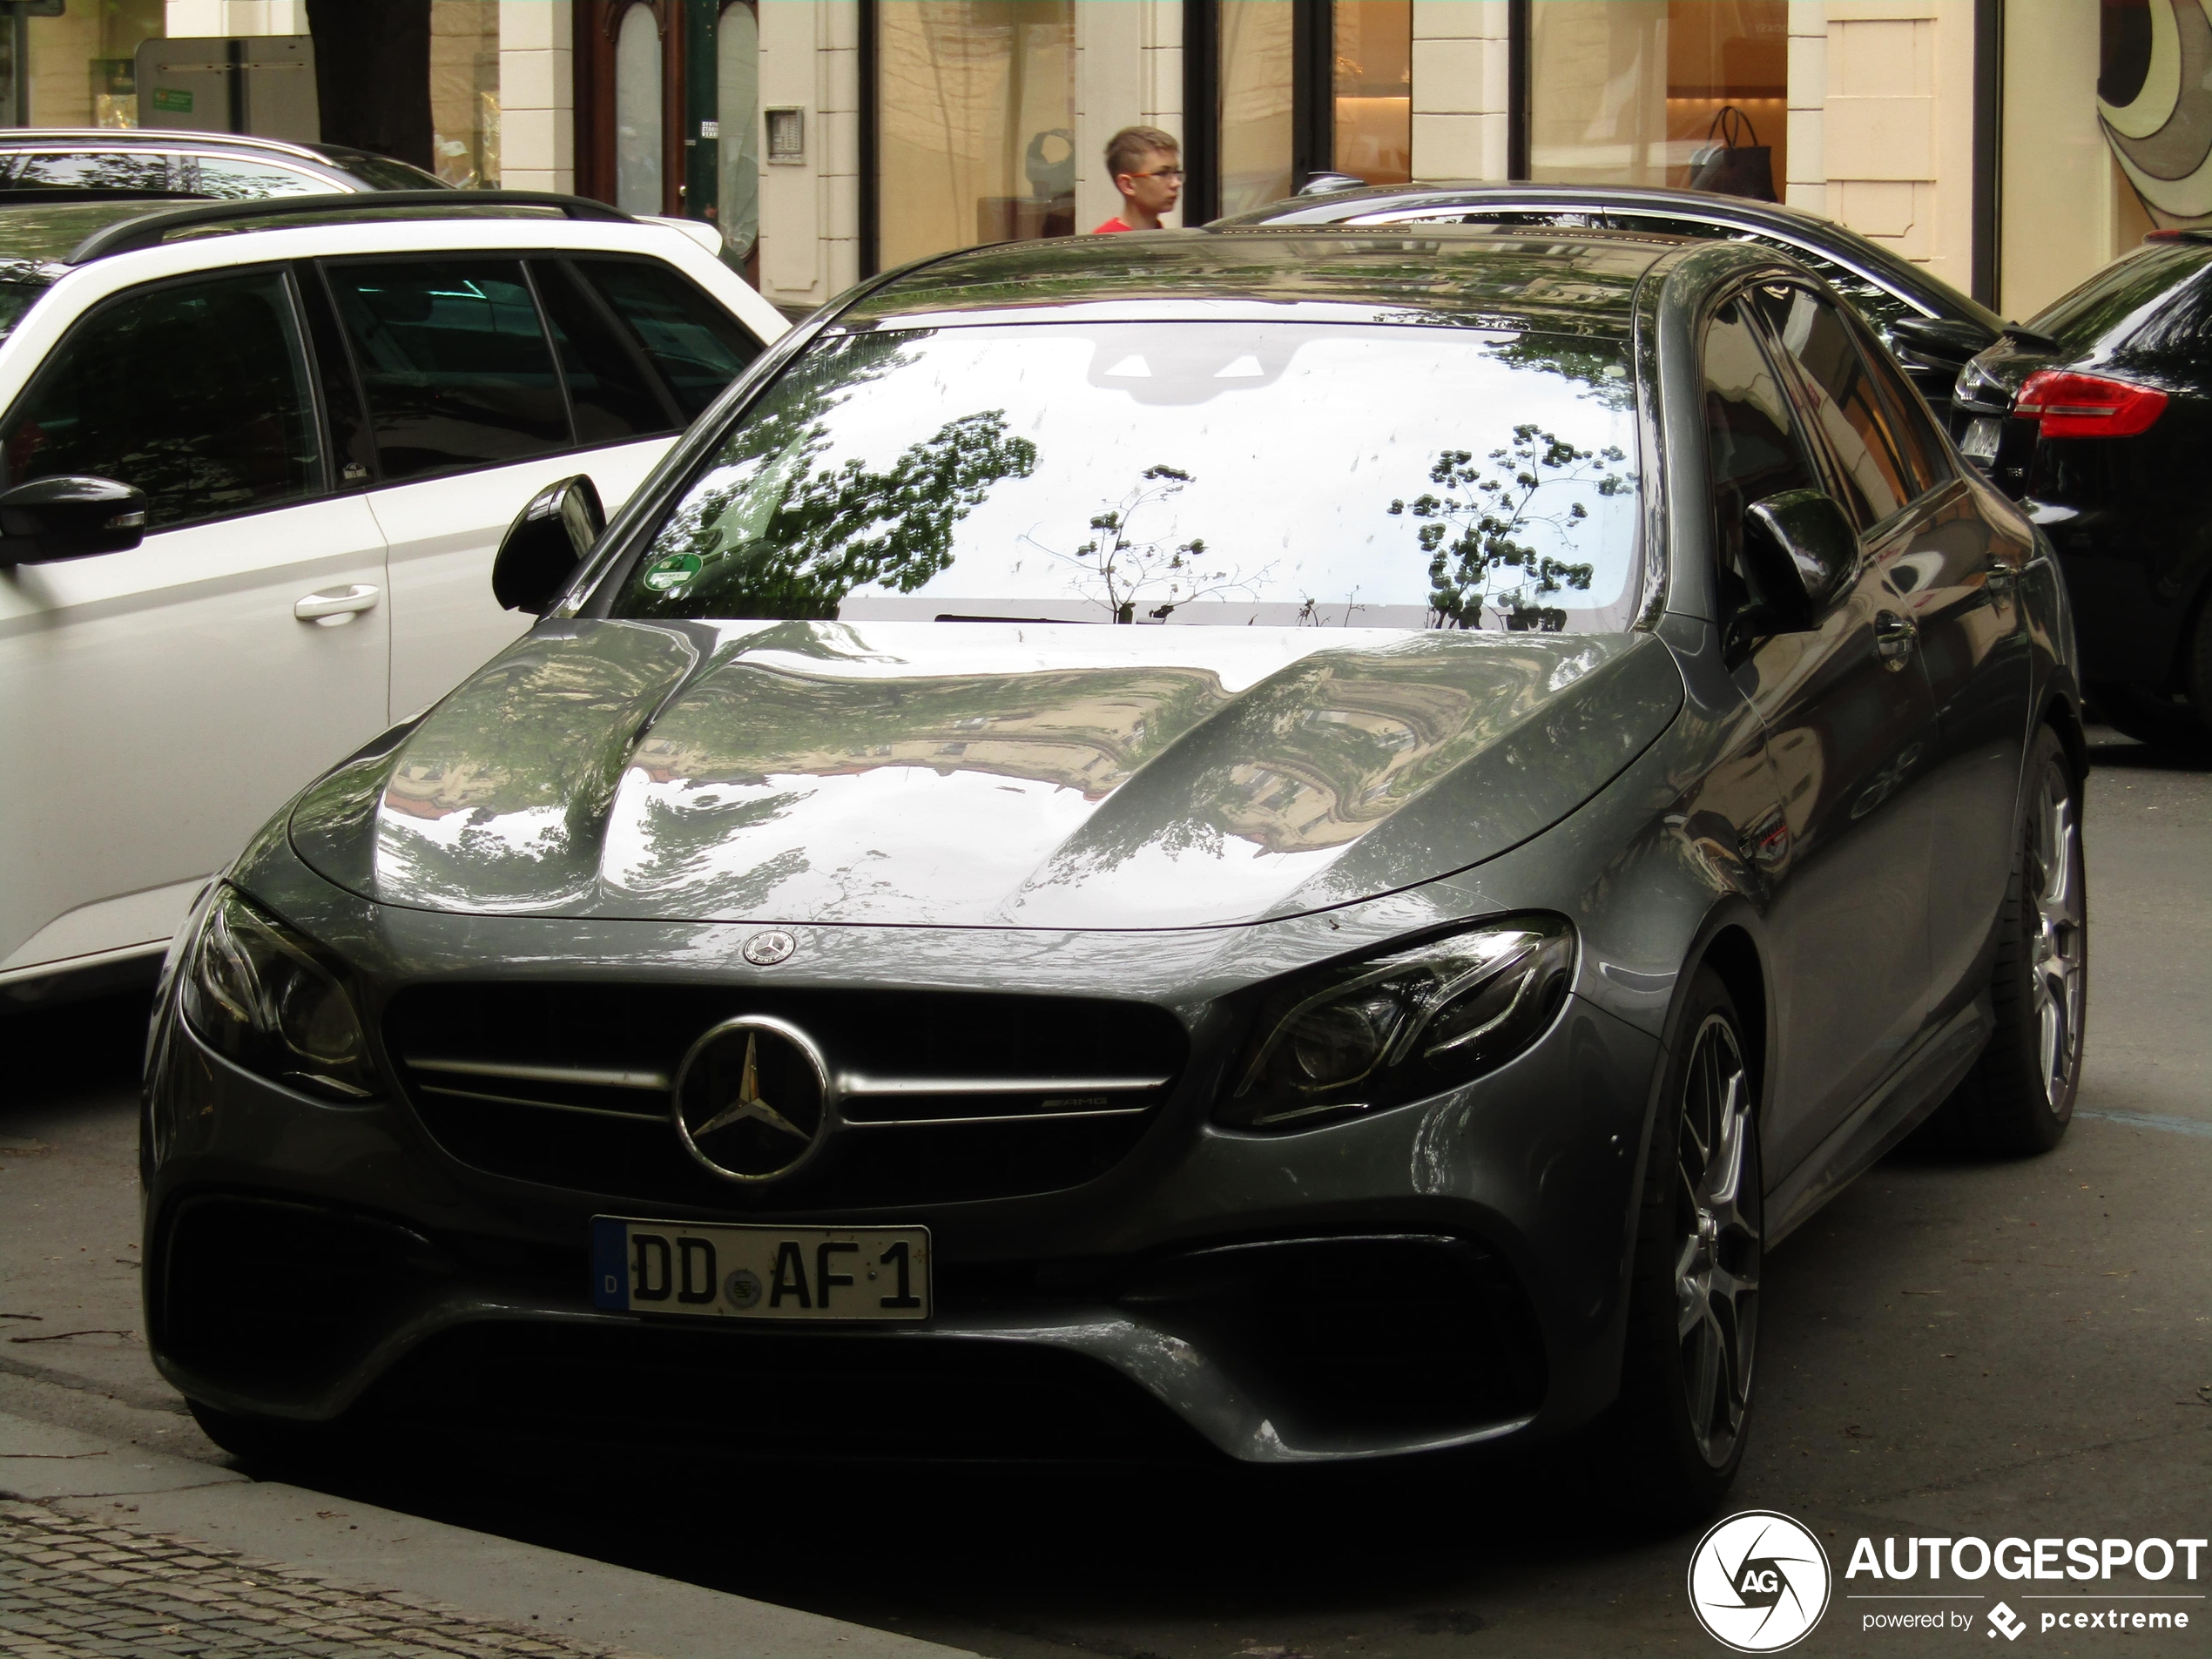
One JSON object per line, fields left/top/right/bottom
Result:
{"left": 844, "top": 226, "right": 1676, "bottom": 334}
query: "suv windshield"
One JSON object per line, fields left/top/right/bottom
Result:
{"left": 603, "top": 320, "right": 1642, "bottom": 631}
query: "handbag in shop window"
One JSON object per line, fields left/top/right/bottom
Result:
{"left": 1689, "top": 105, "right": 1778, "bottom": 203}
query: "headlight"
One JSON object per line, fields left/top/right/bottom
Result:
{"left": 179, "top": 887, "right": 378, "bottom": 1102}
{"left": 1218, "top": 915, "right": 1575, "bottom": 1132}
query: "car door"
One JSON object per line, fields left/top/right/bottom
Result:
{"left": 320, "top": 252, "right": 763, "bottom": 719}
{"left": 1847, "top": 316, "right": 2032, "bottom": 1005}
{"left": 0, "top": 266, "right": 388, "bottom": 980}
{"left": 1700, "top": 291, "right": 1940, "bottom": 1180}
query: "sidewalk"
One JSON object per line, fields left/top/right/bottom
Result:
{"left": 0, "top": 1413, "right": 967, "bottom": 1659}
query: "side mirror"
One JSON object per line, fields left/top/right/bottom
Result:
{"left": 1890, "top": 314, "right": 1998, "bottom": 369}
{"left": 1743, "top": 489, "right": 1858, "bottom": 628}
{"left": 0, "top": 475, "right": 147, "bottom": 566}
{"left": 492, "top": 474, "right": 604, "bottom": 615}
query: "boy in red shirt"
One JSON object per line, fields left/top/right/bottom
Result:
{"left": 1094, "top": 126, "right": 1183, "bottom": 233}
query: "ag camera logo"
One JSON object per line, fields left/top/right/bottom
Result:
{"left": 1688, "top": 1510, "right": 1833, "bottom": 1652}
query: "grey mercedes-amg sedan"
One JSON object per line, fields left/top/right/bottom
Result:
{"left": 143, "top": 226, "right": 2085, "bottom": 1517}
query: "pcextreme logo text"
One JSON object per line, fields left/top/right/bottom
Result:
{"left": 1844, "top": 1531, "right": 2206, "bottom": 1642}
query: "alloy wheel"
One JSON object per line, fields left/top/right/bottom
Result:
{"left": 2027, "top": 761, "right": 2087, "bottom": 1112}
{"left": 1673, "top": 1013, "right": 1761, "bottom": 1468}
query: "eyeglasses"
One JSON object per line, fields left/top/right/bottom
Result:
{"left": 1132, "top": 167, "right": 1185, "bottom": 182}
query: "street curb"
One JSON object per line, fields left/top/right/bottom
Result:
{"left": 1, "top": 1411, "right": 970, "bottom": 1659}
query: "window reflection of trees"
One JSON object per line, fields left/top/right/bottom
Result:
{"left": 622, "top": 331, "right": 1037, "bottom": 621}
{"left": 617, "top": 309, "right": 1643, "bottom": 631}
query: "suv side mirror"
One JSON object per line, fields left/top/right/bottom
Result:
{"left": 1743, "top": 489, "right": 1858, "bottom": 629}
{"left": 492, "top": 474, "right": 604, "bottom": 615}
{"left": 0, "top": 475, "right": 147, "bottom": 566}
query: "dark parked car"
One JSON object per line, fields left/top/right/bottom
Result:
{"left": 1952, "top": 230, "right": 2212, "bottom": 746}
{"left": 1217, "top": 182, "right": 2006, "bottom": 425}
{"left": 143, "top": 226, "right": 2083, "bottom": 1519}
{"left": 0, "top": 128, "right": 445, "bottom": 199}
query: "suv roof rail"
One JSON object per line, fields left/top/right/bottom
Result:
{"left": 0, "top": 127, "right": 335, "bottom": 165}
{"left": 65, "top": 190, "right": 636, "bottom": 265}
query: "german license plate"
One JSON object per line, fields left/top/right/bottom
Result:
{"left": 1961, "top": 416, "right": 2003, "bottom": 463}
{"left": 590, "top": 1217, "right": 929, "bottom": 1321}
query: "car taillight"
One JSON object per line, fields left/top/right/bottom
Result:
{"left": 2013, "top": 369, "right": 2168, "bottom": 439}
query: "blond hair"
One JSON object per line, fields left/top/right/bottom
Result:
{"left": 1104, "top": 125, "right": 1179, "bottom": 184}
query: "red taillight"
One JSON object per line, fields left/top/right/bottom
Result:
{"left": 2014, "top": 369, "right": 2168, "bottom": 439}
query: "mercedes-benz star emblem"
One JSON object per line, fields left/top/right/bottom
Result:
{"left": 742, "top": 929, "right": 797, "bottom": 967}
{"left": 671, "top": 1015, "right": 836, "bottom": 1184}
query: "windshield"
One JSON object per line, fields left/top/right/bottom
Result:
{"left": 603, "top": 320, "right": 1642, "bottom": 632}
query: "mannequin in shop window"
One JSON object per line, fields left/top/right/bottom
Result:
{"left": 1095, "top": 127, "right": 1183, "bottom": 233}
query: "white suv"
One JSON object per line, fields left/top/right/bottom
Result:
{"left": 0, "top": 192, "right": 787, "bottom": 1003}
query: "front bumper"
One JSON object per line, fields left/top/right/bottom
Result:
{"left": 145, "top": 970, "right": 1661, "bottom": 1465}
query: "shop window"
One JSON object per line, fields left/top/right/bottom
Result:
{"left": 1188, "top": 0, "right": 1409, "bottom": 223}
{"left": 429, "top": 0, "right": 501, "bottom": 188}
{"left": 1332, "top": 0, "right": 1409, "bottom": 188}
{"left": 1217, "top": 1, "right": 1295, "bottom": 218}
{"left": 616, "top": 4, "right": 665, "bottom": 214}
{"left": 1529, "top": 1, "right": 1787, "bottom": 198}
{"left": 15, "top": 0, "right": 165, "bottom": 127}
{"left": 716, "top": 2, "right": 760, "bottom": 263}
{"left": 874, "top": 1, "right": 1076, "bottom": 270}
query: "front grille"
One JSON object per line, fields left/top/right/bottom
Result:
{"left": 382, "top": 982, "right": 1190, "bottom": 1210}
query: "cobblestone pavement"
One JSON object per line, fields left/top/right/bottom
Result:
{"left": 0, "top": 1501, "right": 637, "bottom": 1659}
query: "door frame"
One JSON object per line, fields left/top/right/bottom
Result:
{"left": 575, "top": 0, "right": 686, "bottom": 214}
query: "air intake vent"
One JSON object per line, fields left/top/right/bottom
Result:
{"left": 383, "top": 982, "right": 1188, "bottom": 1210}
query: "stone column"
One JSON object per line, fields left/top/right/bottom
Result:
{"left": 497, "top": 0, "right": 571, "bottom": 193}
{"left": 1818, "top": 1, "right": 1975, "bottom": 297}
{"left": 1410, "top": 0, "right": 1509, "bottom": 182}
{"left": 1076, "top": 0, "right": 1184, "bottom": 231}
{"left": 1784, "top": 6, "right": 1825, "bottom": 214}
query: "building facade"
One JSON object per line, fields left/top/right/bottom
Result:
{"left": 0, "top": 3, "right": 2182, "bottom": 321}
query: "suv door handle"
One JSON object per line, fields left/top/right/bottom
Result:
{"left": 294, "top": 583, "right": 380, "bottom": 624}
{"left": 1873, "top": 609, "right": 1918, "bottom": 669}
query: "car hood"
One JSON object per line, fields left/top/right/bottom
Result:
{"left": 289, "top": 619, "right": 1682, "bottom": 930}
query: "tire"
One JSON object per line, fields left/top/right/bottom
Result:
{"left": 2088, "top": 683, "right": 2210, "bottom": 752}
{"left": 1608, "top": 966, "right": 1763, "bottom": 1526}
{"left": 1934, "top": 725, "right": 2087, "bottom": 1155}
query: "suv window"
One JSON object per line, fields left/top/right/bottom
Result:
{"left": 531, "top": 259, "right": 678, "bottom": 442}
{"left": 0, "top": 269, "right": 319, "bottom": 529}
{"left": 182, "top": 156, "right": 329, "bottom": 199}
{"left": 325, "top": 259, "right": 569, "bottom": 482}
{"left": 1703, "top": 300, "right": 1827, "bottom": 625}
{"left": 7, "top": 152, "right": 173, "bottom": 192}
{"left": 1752, "top": 284, "right": 1915, "bottom": 530}
{"left": 573, "top": 259, "right": 761, "bottom": 420}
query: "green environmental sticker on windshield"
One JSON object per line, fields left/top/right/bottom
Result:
{"left": 642, "top": 551, "right": 702, "bottom": 592}
{"left": 151, "top": 87, "right": 193, "bottom": 113}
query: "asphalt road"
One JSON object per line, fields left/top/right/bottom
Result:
{"left": 4, "top": 725, "right": 2208, "bottom": 1657}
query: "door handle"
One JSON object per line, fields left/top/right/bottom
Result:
{"left": 294, "top": 583, "right": 380, "bottom": 625}
{"left": 1872, "top": 609, "right": 1918, "bottom": 669}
